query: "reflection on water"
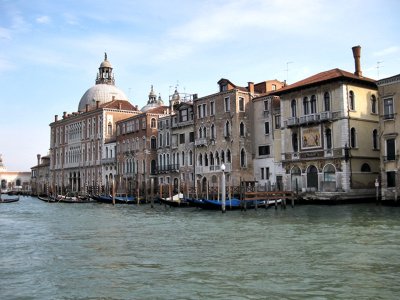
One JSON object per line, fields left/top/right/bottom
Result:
{"left": 1, "top": 197, "right": 400, "bottom": 299}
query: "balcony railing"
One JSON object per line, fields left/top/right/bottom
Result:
{"left": 319, "top": 111, "right": 332, "bottom": 121}
{"left": 299, "top": 113, "right": 320, "bottom": 124}
{"left": 195, "top": 163, "right": 232, "bottom": 174}
{"left": 155, "top": 164, "right": 180, "bottom": 173}
{"left": 195, "top": 138, "right": 207, "bottom": 146}
{"left": 286, "top": 117, "right": 298, "bottom": 127}
{"left": 383, "top": 155, "right": 399, "bottom": 162}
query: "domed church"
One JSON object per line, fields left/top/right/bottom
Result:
{"left": 48, "top": 54, "right": 139, "bottom": 195}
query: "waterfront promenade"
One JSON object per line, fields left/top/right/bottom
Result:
{"left": 1, "top": 196, "right": 400, "bottom": 299}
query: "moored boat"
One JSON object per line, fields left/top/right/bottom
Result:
{"left": 0, "top": 196, "right": 20, "bottom": 203}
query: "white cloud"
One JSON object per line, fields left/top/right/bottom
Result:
{"left": 0, "top": 27, "right": 11, "bottom": 40}
{"left": 36, "top": 15, "right": 51, "bottom": 24}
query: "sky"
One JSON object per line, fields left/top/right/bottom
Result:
{"left": 1, "top": 0, "right": 400, "bottom": 171}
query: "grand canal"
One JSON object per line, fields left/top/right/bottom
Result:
{"left": 1, "top": 196, "right": 399, "bottom": 299}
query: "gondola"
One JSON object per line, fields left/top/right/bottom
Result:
{"left": 0, "top": 196, "right": 20, "bottom": 203}
{"left": 91, "top": 194, "right": 136, "bottom": 204}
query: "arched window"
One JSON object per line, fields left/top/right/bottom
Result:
{"left": 240, "top": 122, "right": 245, "bottom": 137}
{"left": 310, "top": 95, "right": 317, "bottom": 114}
{"left": 240, "top": 148, "right": 246, "bottom": 167}
{"left": 303, "top": 97, "right": 309, "bottom": 115}
{"left": 198, "top": 127, "right": 203, "bottom": 138}
{"left": 181, "top": 151, "right": 185, "bottom": 166}
{"left": 349, "top": 90, "right": 355, "bottom": 110}
{"left": 221, "top": 150, "right": 225, "bottom": 163}
{"left": 211, "top": 124, "right": 216, "bottom": 139}
{"left": 202, "top": 127, "right": 207, "bottom": 138}
{"left": 227, "top": 149, "right": 231, "bottom": 163}
{"left": 371, "top": 95, "right": 377, "bottom": 114}
{"left": 323, "top": 164, "right": 336, "bottom": 181}
{"left": 210, "top": 152, "right": 214, "bottom": 166}
{"left": 292, "top": 133, "right": 298, "bottom": 152}
{"left": 189, "top": 150, "right": 193, "bottom": 166}
{"left": 291, "top": 99, "right": 297, "bottom": 117}
{"left": 324, "top": 92, "right": 330, "bottom": 111}
{"left": 225, "top": 121, "right": 231, "bottom": 137}
{"left": 372, "top": 129, "right": 378, "bottom": 150}
{"left": 107, "top": 122, "right": 112, "bottom": 135}
{"left": 361, "top": 163, "right": 371, "bottom": 172}
{"left": 150, "top": 118, "right": 157, "bottom": 128}
{"left": 325, "top": 128, "right": 332, "bottom": 149}
{"left": 204, "top": 153, "right": 209, "bottom": 166}
{"left": 350, "top": 127, "right": 357, "bottom": 148}
{"left": 215, "top": 151, "right": 220, "bottom": 165}
{"left": 151, "top": 136, "right": 157, "bottom": 149}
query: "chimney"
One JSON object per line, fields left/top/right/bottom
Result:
{"left": 63, "top": 111, "right": 67, "bottom": 118}
{"left": 248, "top": 82, "right": 254, "bottom": 94}
{"left": 37, "top": 154, "right": 41, "bottom": 166}
{"left": 86, "top": 104, "right": 89, "bottom": 112}
{"left": 352, "top": 45, "right": 362, "bottom": 77}
{"left": 96, "top": 100, "right": 100, "bottom": 108}
{"left": 54, "top": 115, "right": 58, "bottom": 122}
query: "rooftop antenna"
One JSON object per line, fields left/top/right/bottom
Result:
{"left": 376, "top": 61, "right": 383, "bottom": 79}
{"left": 285, "top": 61, "right": 293, "bottom": 83}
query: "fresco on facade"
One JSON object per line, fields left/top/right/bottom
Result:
{"left": 301, "top": 126, "right": 321, "bottom": 149}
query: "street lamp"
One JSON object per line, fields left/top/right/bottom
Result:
{"left": 221, "top": 163, "right": 226, "bottom": 213}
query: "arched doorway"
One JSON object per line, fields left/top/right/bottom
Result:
{"left": 201, "top": 177, "right": 207, "bottom": 197}
{"left": 307, "top": 165, "right": 318, "bottom": 190}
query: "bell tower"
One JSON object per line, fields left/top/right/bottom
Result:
{"left": 96, "top": 52, "right": 115, "bottom": 85}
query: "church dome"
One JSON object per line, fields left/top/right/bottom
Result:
{"left": 78, "top": 84, "right": 128, "bottom": 112}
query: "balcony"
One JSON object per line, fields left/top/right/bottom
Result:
{"left": 155, "top": 164, "right": 180, "bottom": 174}
{"left": 285, "top": 117, "right": 298, "bottom": 127}
{"left": 195, "top": 163, "right": 232, "bottom": 174}
{"left": 195, "top": 138, "right": 207, "bottom": 146}
{"left": 298, "top": 113, "right": 320, "bottom": 125}
{"left": 319, "top": 111, "right": 332, "bottom": 121}
{"left": 383, "top": 155, "right": 399, "bottom": 162}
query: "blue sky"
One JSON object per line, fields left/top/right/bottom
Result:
{"left": 1, "top": 0, "right": 400, "bottom": 171}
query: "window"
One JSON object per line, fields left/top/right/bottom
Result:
{"left": 225, "top": 121, "right": 231, "bottom": 137}
{"left": 239, "top": 97, "right": 244, "bottom": 112}
{"left": 180, "top": 109, "right": 188, "bottom": 122}
{"left": 264, "top": 122, "right": 270, "bottom": 135}
{"left": 371, "top": 95, "right": 377, "bottom": 114}
{"left": 361, "top": 163, "right": 371, "bottom": 172}
{"left": 240, "top": 122, "right": 245, "bottom": 137}
{"left": 264, "top": 100, "right": 269, "bottom": 111}
{"left": 349, "top": 90, "right": 355, "bottom": 110}
{"left": 261, "top": 167, "right": 265, "bottom": 180}
{"left": 310, "top": 95, "right": 317, "bottom": 114}
{"left": 323, "top": 164, "right": 336, "bottom": 181}
{"left": 272, "top": 84, "right": 277, "bottom": 91}
{"left": 384, "top": 98, "right": 394, "bottom": 119}
{"left": 350, "top": 127, "right": 357, "bottom": 148}
{"left": 224, "top": 97, "right": 230, "bottom": 112}
{"left": 275, "top": 115, "right": 281, "bottom": 129}
{"left": 151, "top": 136, "right": 157, "bottom": 149}
{"left": 291, "top": 99, "right": 297, "bottom": 117}
{"left": 387, "top": 171, "right": 396, "bottom": 187}
{"left": 210, "top": 101, "right": 215, "bottom": 116}
{"left": 258, "top": 145, "right": 270, "bottom": 156}
{"left": 292, "top": 133, "right": 298, "bottom": 152}
{"left": 386, "top": 138, "right": 396, "bottom": 161}
{"left": 324, "top": 92, "right": 330, "bottom": 111}
{"left": 179, "top": 133, "right": 185, "bottom": 144}
{"left": 202, "top": 104, "right": 207, "bottom": 117}
{"left": 189, "top": 132, "right": 194, "bottom": 142}
{"left": 150, "top": 118, "right": 156, "bottom": 128}
{"left": 189, "top": 150, "right": 193, "bottom": 165}
{"left": 240, "top": 148, "right": 246, "bottom": 167}
{"left": 303, "top": 97, "right": 309, "bottom": 115}
{"left": 211, "top": 124, "right": 216, "bottom": 139}
{"left": 197, "top": 105, "right": 202, "bottom": 118}
{"left": 107, "top": 122, "right": 112, "bottom": 135}
{"left": 227, "top": 149, "right": 231, "bottom": 163}
{"left": 373, "top": 129, "right": 378, "bottom": 150}
{"left": 325, "top": 128, "right": 332, "bottom": 149}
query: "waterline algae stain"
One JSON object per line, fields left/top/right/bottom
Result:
{"left": 1, "top": 197, "right": 400, "bottom": 299}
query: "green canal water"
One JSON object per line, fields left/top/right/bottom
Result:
{"left": 1, "top": 196, "right": 399, "bottom": 299}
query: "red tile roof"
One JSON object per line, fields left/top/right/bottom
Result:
{"left": 273, "top": 68, "right": 376, "bottom": 95}
{"left": 100, "top": 100, "right": 139, "bottom": 111}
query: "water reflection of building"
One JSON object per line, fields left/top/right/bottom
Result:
{"left": 49, "top": 54, "right": 139, "bottom": 195}
{"left": 0, "top": 154, "right": 31, "bottom": 193}
{"left": 275, "top": 46, "right": 379, "bottom": 199}
{"left": 377, "top": 73, "right": 400, "bottom": 201}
